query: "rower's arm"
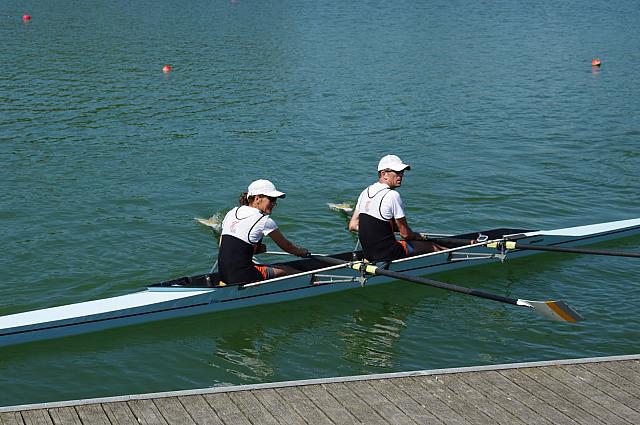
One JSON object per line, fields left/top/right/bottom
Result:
{"left": 395, "top": 217, "right": 425, "bottom": 241}
{"left": 268, "top": 229, "right": 309, "bottom": 257}
{"left": 348, "top": 210, "right": 359, "bottom": 232}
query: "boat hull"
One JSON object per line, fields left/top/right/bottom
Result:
{"left": 1, "top": 218, "right": 639, "bottom": 347}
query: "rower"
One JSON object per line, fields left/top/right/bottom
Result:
{"left": 218, "top": 179, "right": 309, "bottom": 285}
{"left": 348, "top": 155, "right": 446, "bottom": 263}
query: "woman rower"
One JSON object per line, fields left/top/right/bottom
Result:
{"left": 218, "top": 179, "right": 309, "bottom": 285}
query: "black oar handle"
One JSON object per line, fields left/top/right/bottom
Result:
{"left": 312, "top": 255, "right": 519, "bottom": 306}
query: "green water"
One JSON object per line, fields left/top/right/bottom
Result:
{"left": 1, "top": 0, "right": 639, "bottom": 407}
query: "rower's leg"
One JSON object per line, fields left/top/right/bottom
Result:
{"left": 254, "top": 264, "right": 303, "bottom": 280}
{"left": 408, "top": 240, "right": 448, "bottom": 255}
{"left": 270, "top": 264, "right": 303, "bottom": 277}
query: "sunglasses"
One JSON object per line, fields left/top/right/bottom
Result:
{"left": 383, "top": 169, "right": 405, "bottom": 175}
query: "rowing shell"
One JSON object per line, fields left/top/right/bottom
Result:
{"left": 1, "top": 218, "right": 639, "bottom": 347}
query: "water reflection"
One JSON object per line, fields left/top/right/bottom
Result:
{"left": 338, "top": 302, "right": 413, "bottom": 369}
{"left": 202, "top": 285, "right": 429, "bottom": 383}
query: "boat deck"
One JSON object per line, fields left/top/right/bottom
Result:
{"left": 2, "top": 354, "right": 639, "bottom": 424}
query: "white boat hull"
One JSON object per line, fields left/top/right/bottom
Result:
{"left": 1, "top": 218, "right": 639, "bottom": 347}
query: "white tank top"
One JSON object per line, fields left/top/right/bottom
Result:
{"left": 355, "top": 182, "right": 406, "bottom": 221}
{"left": 221, "top": 206, "right": 278, "bottom": 244}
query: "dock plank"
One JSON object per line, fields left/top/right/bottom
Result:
{"left": 153, "top": 397, "right": 197, "bottom": 424}
{"left": 575, "top": 363, "right": 640, "bottom": 402}
{"left": 0, "top": 412, "right": 24, "bottom": 425}
{"left": 177, "top": 395, "right": 224, "bottom": 425}
{"left": 48, "top": 407, "right": 81, "bottom": 425}
{"left": 127, "top": 399, "right": 168, "bottom": 425}
{"left": 101, "top": 401, "right": 139, "bottom": 425}
{"left": 251, "top": 388, "right": 307, "bottom": 425}
{"left": 408, "top": 375, "right": 480, "bottom": 423}
{"left": 299, "top": 384, "right": 358, "bottom": 425}
{"left": 371, "top": 378, "right": 443, "bottom": 424}
{"left": 543, "top": 364, "right": 636, "bottom": 424}
{"left": 521, "top": 366, "right": 622, "bottom": 424}
{"left": 274, "top": 386, "right": 333, "bottom": 425}
{"left": 20, "top": 410, "right": 52, "bottom": 425}
{"left": 623, "top": 358, "right": 640, "bottom": 373}
{"left": 227, "top": 390, "right": 279, "bottom": 425}
{"left": 499, "top": 368, "right": 604, "bottom": 425}
{"left": 550, "top": 364, "right": 640, "bottom": 424}
{"left": 203, "top": 393, "right": 252, "bottom": 425}
{"left": 481, "top": 369, "right": 579, "bottom": 425}
{"left": 600, "top": 361, "right": 640, "bottom": 391}
{"left": 429, "top": 373, "right": 515, "bottom": 425}
{"left": 392, "top": 375, "right": 471, "bottom": 424}
{"left": 322, "top": 381, "right": 388, "bottom": 425}
{"left": 462, "top": 370, "right": 549, "bottom": 425}
{"left": 347, "top": 380, "right": 417, "bottom": 425}
{"left": 500, "top": 369, "right": 604, "bottom": 425}
{"left": 75, "top": 404, "right": 110, "bottom": 425}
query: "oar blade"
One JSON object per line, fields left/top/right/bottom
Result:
{"left": 327, "top": 202, "right": 354, "bottom": 214}
{"left": 518, "top": 299, "right": 584, "bottom": 323}
{"left": 195, "top": 216, "right": 221, "bottom": 230}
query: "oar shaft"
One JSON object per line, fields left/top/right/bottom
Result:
{"left": 264, "top": 251, "right": 328, "bottom": 256}
{"left": 513, "top": 243, "right": 640, "bottom": 258}
{"left": 372, "top": 267, "right": 519, "bottom": 306}
{"left": 313, "top": 256, "right": 518, "bottom": 305}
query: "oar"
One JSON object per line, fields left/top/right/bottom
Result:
{"left": 327, "top": 202, "right": 360, "bottom": 248}
{"left": 264, "top": 251, "right": 329, "bottom": 257}
{"left": 195, "top": 215, "right": 225, "bottom": 272}
{"left": 195, "top": 216, "right": 223, "bottom": 241}
{"left": 327, "top": 202, "right": 354, "bottom": 214}
{"left": 311, "top": 255, "right": 583, "bottom": 323}
{"left": 487, "top": 241, "right": 640, "bottom": 259}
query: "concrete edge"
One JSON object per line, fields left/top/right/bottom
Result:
{"left": 2, "top": 353, "right": 639, "bottom": 413}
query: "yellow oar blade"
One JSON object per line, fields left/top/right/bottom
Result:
{"left": 327, "top": 202, "right": 353, "bottom": 214}
{"left": 518, "top": 299, "right": 584, "bottom": 322}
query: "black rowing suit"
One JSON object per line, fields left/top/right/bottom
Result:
{"left": 218, "top": 206, "right": 277, "bottom": 284}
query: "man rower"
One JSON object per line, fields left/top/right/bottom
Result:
{"left": 218, "top": 179, "right": 309, "bottom": 285}
{"left": 348, "top": 154, "right": 445, "bottom": 262}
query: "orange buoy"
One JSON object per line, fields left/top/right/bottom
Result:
{"left": 591, "top": 59, "right": 601, "bottom": 67}
{"left": 22, "top": 14, "right": 31, "bottom": 22}
{"left": 162, "top": 65, "right": 172, "bottom": 73}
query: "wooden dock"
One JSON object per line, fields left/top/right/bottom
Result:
{"left": 1, "top": 354, "right": 639, "bottom": 424}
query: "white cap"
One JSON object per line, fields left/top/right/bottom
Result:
{"left": 247, "top": 179, "right": 286, "bottom": 198}
{"left": 377, "top": 154, "right": 411, "bottom": 172}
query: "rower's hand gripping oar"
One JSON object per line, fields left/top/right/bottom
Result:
{"left": 487, "top": 241, "right": 640, "bottom": 259}
{"left": 311, "top": 255, "right": 584, "bottom": 323}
